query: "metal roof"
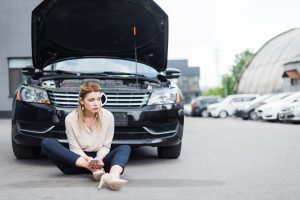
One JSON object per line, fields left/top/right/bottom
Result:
{"left": 237, "top": 28, "right": 300, "bottom": 94}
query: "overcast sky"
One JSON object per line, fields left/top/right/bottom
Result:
{"left": 154, "top": 0, "right": 300, "bottom": 89}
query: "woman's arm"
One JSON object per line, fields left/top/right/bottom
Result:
{"left": 95, "top": 114, "right": 114, "bottom": 161}
{"left": 65, "top": 117, "right": 89, "bottom": 159}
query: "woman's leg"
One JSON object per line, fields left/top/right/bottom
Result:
{"left": 102, "top": 145, "right": 131, "bottom": 174}
{"left": 41, "top": 138, "right": 90, "bottom": 175}
{"left": 98, "top": 145, "right": 131, "bottom": 190}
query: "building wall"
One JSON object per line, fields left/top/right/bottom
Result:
{"left": 0, "top": 0, "right": 42, "bottom": 111}
{"left": 167, "top": 59, "right": 200, "bottom": 103}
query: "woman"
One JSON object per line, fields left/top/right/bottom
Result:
{"left": 41, "top": 81, "right": 131, "bottom": 191}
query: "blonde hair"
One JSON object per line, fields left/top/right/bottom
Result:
{"left": 77, "top": 81, "right": 102, "bottom": 130}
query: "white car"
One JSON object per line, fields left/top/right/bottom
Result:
{"left": 258, "top": 92, "right": 300, "bottom": 121}
{"left": 207, "top": 94, "right": 259, "bottom": 118}
{"left": 278, "top": 99, "right": 300, "bottom": 123}
{"left": 255, "top": 92, "right": 293, "bottom": 119}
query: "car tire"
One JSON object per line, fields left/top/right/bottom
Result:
{"left": 219, "top": 110, "right": 228, "bottom": 118}
{"left": 157, "top": 142, "right": 181, "bottom": 159}
{"left": 12, "top": 139, "right": 41, "bottom": 159}
{"left": 201, "top": 110, "right": 209, "bottom": 117}
{"left": 249, "top": 111, "right": 258, "bottom": 120}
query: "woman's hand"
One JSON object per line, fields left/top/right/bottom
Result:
{"left": 86, "top": 157, "right": 104, "bottom": 169}
{"left": 94, "top": 160, "right": 104, "bottom": 169}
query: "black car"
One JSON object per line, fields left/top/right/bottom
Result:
{"left": 11, "top": 0, "right": 184, "bottom": 159}
{"left": 191, "top": 96, "right": 222, "bottom": 117}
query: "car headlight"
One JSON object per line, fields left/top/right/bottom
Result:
{"left": 16, "top": 85, "right": 50, "bottom": 104}
{"left": 147, "top": 88, "right": 180, "bottom": 105}
{"left": 290, "top": 104, "right": 300, "bottom": 111}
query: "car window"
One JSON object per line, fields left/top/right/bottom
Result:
{"left": 243, "top": 96, "right": 257, "bottom": 101}
{"left": 46, "top": 58, "right": 159, "bottom": 78}
{"left": 230, "top": 98, "right": 243, "bottom": 103}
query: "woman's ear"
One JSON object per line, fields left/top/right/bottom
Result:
{"left": 78, "top": 97, "right": 83, "bottom": 105}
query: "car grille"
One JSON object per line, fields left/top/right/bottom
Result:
{"left": 47, "top": 91, "right": 150, "bottom": 108}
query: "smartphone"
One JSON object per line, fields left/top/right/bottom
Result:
{"left": 89, "top": 159, "right": 99, "bottom": 166}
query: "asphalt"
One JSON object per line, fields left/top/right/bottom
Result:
{"left": 1, "top": 117, "right": 300, "bottom": 200}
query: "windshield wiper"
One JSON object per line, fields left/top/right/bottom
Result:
{"left": 102, "top": 71, "right": 145, "bottom": 77}
{"left": 52, "top": 70, "right": 108, "bottom": 76}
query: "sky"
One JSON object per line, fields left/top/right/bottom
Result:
{"left": 154, "top": 0, "right": 300, "bottom": 89}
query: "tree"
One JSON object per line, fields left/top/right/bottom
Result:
{"left": 201, "top": 87, "right": 224, "bottom": 97}
{"left": 201, "top": 49, "right": 254, "bottom": 98}
{"left": 222, "top": 75, "right": 235, "bottom": 96}
{"left": 231, "top": 49, "right": 253, "bottom": 86}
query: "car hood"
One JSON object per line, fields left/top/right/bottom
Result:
{"left": 208, "top": 103, "right": 221, "bottom": 109}
{"left": 32, "top": 0, "right": 168, "bottom": 71}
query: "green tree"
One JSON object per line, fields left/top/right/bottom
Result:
{"left": 231, "top": 49, "right": 253, "bottom": 86}
{"left": 222, "top": 75, "right": 235, "bottom": 96}
{"left": 201, "top": 87, "right": 224, "bottom": 97}
{"left": 201, "top": 49, "right": 253, "bottom": 98}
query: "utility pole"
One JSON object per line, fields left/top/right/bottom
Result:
{"left": 214, "top": 46, "right": 221, "bottom": 87}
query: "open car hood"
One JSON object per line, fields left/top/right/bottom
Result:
{"left": 32, "top": 0, "right": 168, "bottom": 71}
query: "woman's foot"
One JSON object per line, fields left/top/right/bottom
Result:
{"left": 98, "top": 173, "right": 127, "bottom": 191}
{"left": 92, "top": 168, "right": 105, "bottom": 181}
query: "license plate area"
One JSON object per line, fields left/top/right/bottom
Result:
{"left": 113, "top": 112, "right": 128, "bottom": 126}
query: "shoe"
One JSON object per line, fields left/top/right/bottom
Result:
{"left": 92, "top": 168, "right": 105, "bottom": 181}
{"left": 98, "top": 173, "right": 127, "bottom": 191}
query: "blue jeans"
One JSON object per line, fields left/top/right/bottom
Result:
{"left": 41, "top": 138, "right": 131, "bottom": 175}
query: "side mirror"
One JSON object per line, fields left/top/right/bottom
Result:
{"left": 166, "top": 68, "right": 181, "bottom": 79}
{"left": 22, "top": 66, "right": 35, "bottom": 76}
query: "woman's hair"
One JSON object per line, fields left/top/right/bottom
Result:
{"left": 77, "top": 81, "right": 102, "bottom": 130}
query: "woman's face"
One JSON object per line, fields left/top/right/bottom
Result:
{"left": 80, "top": 92, "right": 101, "bottom": 114}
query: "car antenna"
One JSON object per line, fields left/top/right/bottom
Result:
{"left": 133, "top": 25, "right": 139, "bottom": 91}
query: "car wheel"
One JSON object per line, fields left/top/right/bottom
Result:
{"left": 12, "top": 138, "right": 40, "bottom": 159}
{"left": 219, "top": 110, "right": 228, "bottom": 118}
{"left": 201, "top": 110, "right": 209, "bottom": 117}
{"left": 249, "top": 111, "right": 258, "bottom": 120}
{"left": 157, "top": 142, "right": 181, "bottom": 159}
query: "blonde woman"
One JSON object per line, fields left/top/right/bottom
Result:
{"left": 41, "top": 81, "right": 131, "bottom": 191}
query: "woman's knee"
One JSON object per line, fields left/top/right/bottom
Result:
{"left": 117, "top": 145, "right": 131, "bottom": 154}
{"left": 41, "top": 138, "right": 58, "bottom": 151}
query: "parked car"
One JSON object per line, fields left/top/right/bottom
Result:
{"left": 184, "top": 104, "right": 192, "bottom": 116}
{"left": 278, "top": 99, "right": 300, "bottom": 123}
{"left": 235, "top": 94, "right": 274, "bottom": 120}
{"left": 255, "top": 92, "right": 293, "bottom": 119}
{"left": 190, "top": 96, "right": 222, "bottom": 117}
{"left": 11, "top": 0, "right": 184, "bottom": 159}
{"left": 258, "top": 92, "right": 300, "bottom": 121}
{"left": 207, "top": 94, "right": 259, "bottom": 118}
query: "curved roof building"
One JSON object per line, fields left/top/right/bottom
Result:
{"left": 237, "top": 28, "right": 300, "bottom": 94}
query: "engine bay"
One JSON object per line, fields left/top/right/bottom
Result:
{"left": 26, "top": 77, "right": 165, "bottom": 93}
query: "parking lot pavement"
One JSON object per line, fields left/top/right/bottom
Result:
{"left": 1, "top": 117, "right": 300, "bottom": 200}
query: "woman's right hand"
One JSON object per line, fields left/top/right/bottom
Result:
{"left": 86, "top": 157, "right": 104, "bottom": 169}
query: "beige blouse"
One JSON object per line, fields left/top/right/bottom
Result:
{"left": 65, "top": 108, "right": 114, "bottom": 161}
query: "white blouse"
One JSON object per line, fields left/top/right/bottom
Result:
{"left": 65, "top": 108, "right": 114, "bottom": 160}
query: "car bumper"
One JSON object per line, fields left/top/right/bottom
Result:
{"left": 12, "top": 101, "right": 184, "bottom": 147}
{"left": 261, "top": 110, "right": 278, "bottom": 120}
{"left": 278, "top": 111, "right": 300, "bottom": 121}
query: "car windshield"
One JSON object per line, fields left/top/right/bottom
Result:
{"left": 263, "top": 93, "right": 292, "bottom": 103}
{"left": 250, "top": 94, "right": 272, "bottom": 104}
{"left": 45, "top": 58, "right": 159, "bottom": 78}
{"left": 280, "top": 92, "right": 300, "bottom": 103}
